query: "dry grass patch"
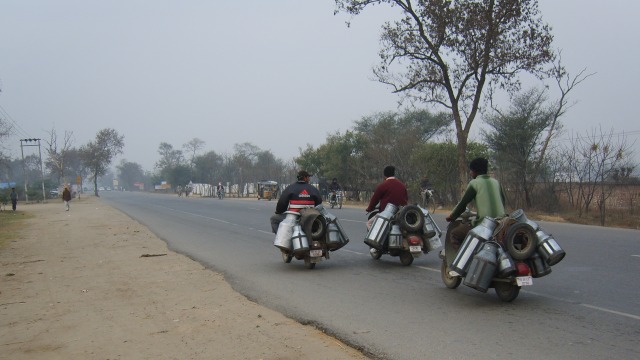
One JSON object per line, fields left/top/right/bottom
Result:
{"left": 0, "top": 210, "right": 33, "bottom": 249}
{"left": 525, "top": 208, "right": 639, "bottom": 229}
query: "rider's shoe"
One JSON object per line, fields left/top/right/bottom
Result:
{"left": 438, "top": 249, "right": 445, "bottom": 259}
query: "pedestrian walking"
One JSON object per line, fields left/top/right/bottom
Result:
{"left": 10, "top": 187, "right": 18, "bottom": 212}
{"left": 62, "top": 186, "right": 72, "bottom": 211}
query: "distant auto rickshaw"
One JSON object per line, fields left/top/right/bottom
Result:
{"left": 257, "top": 180, "right": 278, "bottom": 201}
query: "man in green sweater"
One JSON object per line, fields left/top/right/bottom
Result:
{"left": 445, "top": 157, "right": 506, "bottom": 249}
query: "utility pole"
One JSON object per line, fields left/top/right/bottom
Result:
{"left": 20, "top": 138, "right": 46, "bottom": 202}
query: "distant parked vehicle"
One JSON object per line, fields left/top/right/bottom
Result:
{"left": 257, "top": 180, "right": 278, "bottom": 201}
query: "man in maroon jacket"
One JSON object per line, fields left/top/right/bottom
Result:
{"left": 366, "top": 166, "right": 408, "bottom": 228}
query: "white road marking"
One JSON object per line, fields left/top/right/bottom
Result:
{"left": 339, "top": 218, "right": 366, "bottom": 224}
{"left": 162, "top": 206, "right": 234, "bottom": 224}
{"left": 580, "top": 304, "right": 640, "bottom": 321}
{"left": 341, "top": 249, "right": 365, "bottom": 255}
{"left": 415, "top": 265, "right": 441, "bottom": 273}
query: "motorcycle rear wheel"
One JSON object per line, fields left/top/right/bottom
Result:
{"left": 304, "top": 257, "right": 316, "bottom": 269}
{"left": 369, "top": 248, "right": 382, "bottom": 260}
{"left": 281, "top": 250, "right": 292, "bottom": 263}
{"left": 440, "top": 260, "right": 462, "bottom": 289}
{"left": 399, "top": 251, "right": 414, "bottom": 266}
{"left": 494, "top": 281, "right": 520, "bottom": 302}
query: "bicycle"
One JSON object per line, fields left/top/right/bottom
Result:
{"left": 421, "top": 189, "right": 439, "bottom": 213}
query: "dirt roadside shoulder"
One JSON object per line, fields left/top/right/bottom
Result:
{"left": 0, "top": 196, "right": 368, "bottom": 360}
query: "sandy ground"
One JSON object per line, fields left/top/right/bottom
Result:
{"left": 0, "top": 196, "right": 368, "bottom": 360}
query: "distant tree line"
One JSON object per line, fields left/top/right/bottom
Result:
{"left": 0, "top": 127, "right": 124, "bottom": 200}
{"left": 2, "top": 0, "right": 637, "bottom": 227}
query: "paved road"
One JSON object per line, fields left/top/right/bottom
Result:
{"left": 100, "top": 191, "right": 640, "bottom": 360}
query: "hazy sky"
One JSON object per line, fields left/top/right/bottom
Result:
{"left": 1, "top": 1, "right": 639, "bottom": 172}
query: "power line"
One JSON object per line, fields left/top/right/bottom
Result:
{"left": 0, "top": 103, "right": 31, "bottom": 139}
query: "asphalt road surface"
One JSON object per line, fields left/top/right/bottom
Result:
{"left": 100, "top": 191, "right": 640, "bottom": 360}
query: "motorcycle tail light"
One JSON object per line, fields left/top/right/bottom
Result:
{"left": 408, "top": 235, "right": 422, "bottom": 246}
{"left": 516, "top": 261, "right": 531, "bottom": 276}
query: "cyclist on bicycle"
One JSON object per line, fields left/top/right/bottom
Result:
{"left": 420, "top": 176, "right": 434, "bottom": 206}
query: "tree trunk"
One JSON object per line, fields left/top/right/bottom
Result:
{"left": 93, "top": 174, "right": 99, "bottom": 197}
{"left": 455, "top": 132, "right": 468, "bottom": 199}
{"left": 452, "top": 95, "right": 472, "bottom": 199}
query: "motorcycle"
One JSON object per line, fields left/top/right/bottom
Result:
{"left": 273, "top": 204, "right": 349, "bottom": 269}
{"left": 217, "top": 187, "right": 225, "bottom": 200}
{"left": 440, "top": 208, "right": 566, "bottom": 302}
{"left": 329, "top": 190, "right": 343, "bottom": 209}
{"left": 364, "top": 204, "right": 442, "bottom": 266}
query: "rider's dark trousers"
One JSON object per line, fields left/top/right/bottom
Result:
{"left": 270, "top": 213, "right": 286, "bottom": 233}
{"left": 449, "top": 222, "right": 472, "bottom": 251}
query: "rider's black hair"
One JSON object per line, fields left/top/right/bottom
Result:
{"left": 469, "top": 157, "right": 488, "bottom": 175}
{"left": 383, "top": 165, "right": 395, "bottom": 177}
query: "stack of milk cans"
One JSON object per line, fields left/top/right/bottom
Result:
{"left": 450, "top": 209, "right": 566, "bottom": 293}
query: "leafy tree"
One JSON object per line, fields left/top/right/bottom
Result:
{"left": 335, "top": 0, "right": 556, "bottom": 192}
{"left": 79, "top": 128, "right": 124, "bottom": 196}
{"left": 63, "top": 148, "right": 89, "bottom": 188}
{"left": 117, "top": 160, "right": 145, "bottom": 191}
{"left": 161, "top": 164, "right": 192, "bottom": 190}
{"left": 193, "top": 150, "right": 224, "bottom": 185}
{"left": 351, "top": 109, "right": 450, "bottom": 187}
{"left": 313, "top": 131, "right": 359, "bottom": 189}
{"left": 155, "top": 142, "right": 184, "bottom": 171}
{"left": 295, "top": 145, "right": 324, "bottom": 180}
{"left": 294, "top": 109, "right": 450, "bottom": 199}
{"left": 254, "top": 150, "right": 285, "bottom": 182}
{"left": 411, "top": 141, "right": 489, "bottom": 205}
{"left": 483, "top": 87, "right": 556, "bottom": 208}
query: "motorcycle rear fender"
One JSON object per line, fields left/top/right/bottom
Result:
{"left": 402, "top": 235, "right": 424, "bottom": 249}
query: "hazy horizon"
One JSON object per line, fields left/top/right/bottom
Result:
{"left": 2, "top": 0, "right": 638, "bottom": 173}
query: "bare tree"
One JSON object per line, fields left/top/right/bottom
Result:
{"left": 182, "top": 138, "right": 205, "bottom": 170}
{"left": 335, "top": 0, "right": 556, "bottom": 192}
{"left": 534, "top": 53, "right": 595, "bottom": 175}
{"left": 44, "top": 127, "right": 74, "bottom": 185}
{"left": 0, "top": 116, "right": 14, "bottom": 172}
{"left": 561, "top": 127, "right": 635, "bottom": 225}
{"left": 231, "top": 142, "right": 260, "bottom": 197}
